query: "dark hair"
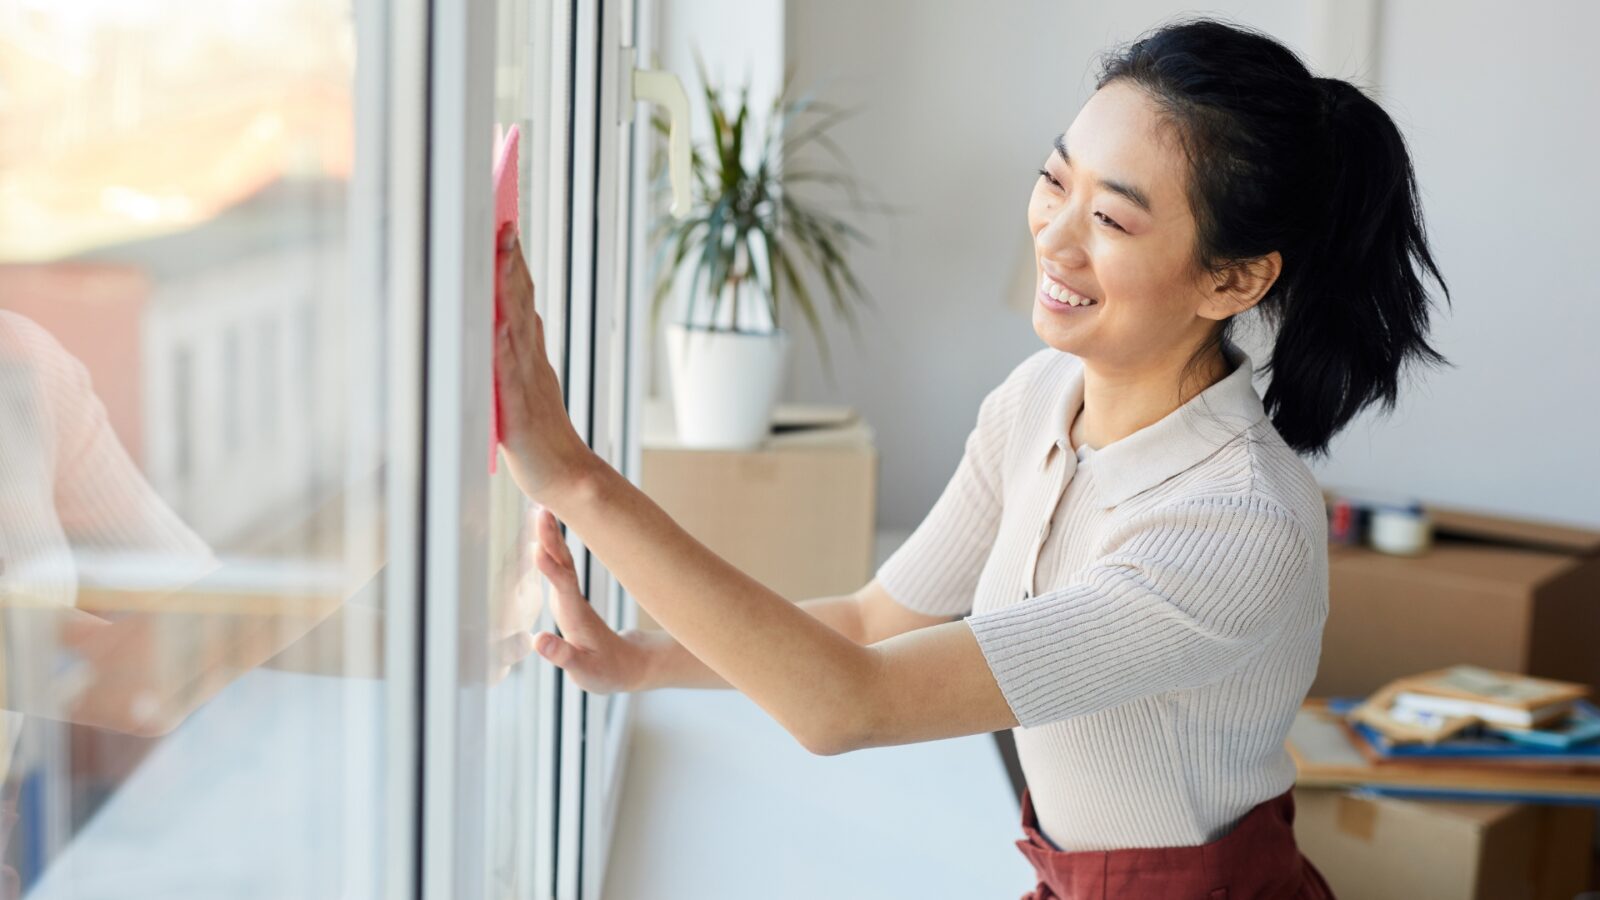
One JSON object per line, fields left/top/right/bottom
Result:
{"left": 1094, "top": 16, "right": 1452, "bottom": 459}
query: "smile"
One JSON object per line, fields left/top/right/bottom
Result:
{"left": 1038, "top": 275, "right": 1099, "bottom": 311}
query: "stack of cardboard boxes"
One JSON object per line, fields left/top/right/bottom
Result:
{"left": 633, "top": 399, "right": 878, "bottom": 627}
{"left": 1296, "top": 492, "right": 1600, "bottom": 899}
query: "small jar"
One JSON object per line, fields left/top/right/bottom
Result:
{"left": 1369, "top": 503, "right": 1432, "bottom": 556}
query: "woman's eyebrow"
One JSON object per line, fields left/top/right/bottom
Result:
{"left": 1054, "top": 132, "right": 1154, "bottom": 214}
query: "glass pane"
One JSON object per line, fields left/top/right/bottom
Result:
{"left": 0, "top": 2, "right": 401, "bottom": 896}
{"left": 481, "top": 0, "right": 557, "bottom": 895}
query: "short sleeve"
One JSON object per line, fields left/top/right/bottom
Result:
{"left": 9, "top": 313, "right": 218, "bottom": 572}
{"left": 965, "top": 496, "right": 1314, "bottom": 728}
{"left": 874, "top": 349, "right": 1053, "bottom": 617}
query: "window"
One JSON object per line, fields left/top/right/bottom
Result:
{"left": 0, "top": 1, "right": 665, "bottom": 896}
{"left": 0, "top": 1, "right": 406, "bottom": 896}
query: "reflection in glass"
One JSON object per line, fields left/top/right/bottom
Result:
{"left": 0, "top": 2, "right": 403, "bottom": 895}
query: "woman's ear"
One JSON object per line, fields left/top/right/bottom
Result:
{"left": 1200, "top": 251, "right": 1281, "bottom": 320}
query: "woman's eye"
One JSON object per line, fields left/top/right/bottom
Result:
{"left": 1037, "top": 168, "right": 1126, "bottom": 233}
{"left": 1094, "top": 211, "right": 1126, "bottom": 233}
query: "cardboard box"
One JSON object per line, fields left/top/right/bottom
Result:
{"left": 1314, "top": 494, "right": 1600, "bottom": 699}
{"left": 635, "top": 400, "right": 877, "bottom": 627}
{"left": 1293, "top": 787, "right": 1594, "bottom": 900}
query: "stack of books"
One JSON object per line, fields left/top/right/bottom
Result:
{"left": 1334, "top": 697, "right": 1600, "bottom": 767}
{"left": 1348, "top": 665, "right": 1593, "bottom": 745}
{"left": 1287, "top": 666, "right": 1600, "bottom": 804}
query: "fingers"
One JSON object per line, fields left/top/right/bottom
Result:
{"left": 534, "top": 542, "right": 622, "bottom": 663}
{"left": 528, "top": 506, "right": 615, "bottom": 656}
{"left": 495, "top": 226, "right": 535, "bottom": 337}
{"left": 493, "top": 322, "right": 525, "bottom": 440}
{"left": 495, "top": 309, "right": 528, "bottom": 398}
{"left": 530, "top": 505, "right": 572, "bottom": 571}
{"left": 533, "top": 631, "right": 582, "bottom": 670}
{"left": 535, "top": 506, "right": 575, "bottom": 568}
{"left": 534, "top": 540, "right": 581, "bottom": 595}
{"left": 536, "top": 552, "right": 603, "bottom": 642}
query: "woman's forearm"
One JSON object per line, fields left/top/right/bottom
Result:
{"left": 544, "top": 461, "right": 875, "bottom": 753}
{"left": 629, "top": 594, "right": 866, "bottom": 691}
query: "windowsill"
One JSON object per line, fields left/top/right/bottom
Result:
{"left": 601, "top": 526, "right": 1029, "bottom": 896}
{"left": 602, "top": 687, "right": 1031, "bottom": 899}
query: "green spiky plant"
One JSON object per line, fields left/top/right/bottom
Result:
{"left": 648, "top": 54, "right": 888, "bottom": 379}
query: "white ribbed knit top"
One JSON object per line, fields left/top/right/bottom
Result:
{"left": 875, "top": 342, "right": 1328, "bottom": 852}
{"left": 0, "top": 312, "right": 213, "bottom": 779}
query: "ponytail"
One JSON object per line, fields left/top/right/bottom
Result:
{"left": 1096, "top": 17, "right": 1453, "bottom": 459}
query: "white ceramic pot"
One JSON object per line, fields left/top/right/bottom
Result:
{"left": 664, "top": 322, "right": 791, "bottom": 448}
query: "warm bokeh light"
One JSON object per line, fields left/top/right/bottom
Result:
{"left": 0, "top": 0, "right": 355, "bottom": 261}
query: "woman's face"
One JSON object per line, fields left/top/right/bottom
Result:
{"left": 1028, "top": 80, "right": 1221, "bottom": 370}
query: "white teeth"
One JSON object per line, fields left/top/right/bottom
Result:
{"left": 1044, "top": 277, "right": 1097, "bottom": 306}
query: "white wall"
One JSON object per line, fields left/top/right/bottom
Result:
{"left": 780, "top": 0, "right": 1600, "bottom": 531}
{"left": 1308, "top": 0, "right": 1600, "bottom": 529}
{"left": 647, "top": 0, "right": 785, "bottom": 398}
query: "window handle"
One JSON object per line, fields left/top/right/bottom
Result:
{"left": 619, "top": 46, "right": 691, "bottom": 219}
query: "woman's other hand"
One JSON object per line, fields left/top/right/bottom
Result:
{"left": 494, "top": 224, "right": 598, "bottom": 506}
{"left": 530, "top": 506, "right": 653, "bottom": 694}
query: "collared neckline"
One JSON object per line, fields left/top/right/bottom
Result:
{"left": 1036, "top": 342, "right": 1268, "bottom": 509}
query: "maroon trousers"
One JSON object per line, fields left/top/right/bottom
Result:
{"left": 1015, "top": 787, "right": 1337, "bottom": 900}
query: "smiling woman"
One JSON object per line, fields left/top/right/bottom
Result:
{"left": 491, "top": 13, "right": 1451, "bottom": 900}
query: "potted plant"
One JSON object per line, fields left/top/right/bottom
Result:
{"left": 648, "top": 56, "right": 883, "bottom": 448}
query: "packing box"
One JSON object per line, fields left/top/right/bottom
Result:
{"left": 1313, "top": 494, "right": 1600, "bottom": 699}
{"left": 634, "top": 400, "right": 877, "bottom": 627}
{"left": 1292, "top": 787, "right": 1594, "bottom": 900}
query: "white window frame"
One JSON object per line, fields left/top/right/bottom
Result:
{"left": 419, "top": 1, "right": 498, "bottom": 897}
{"left": 382, "top": 1, "right": 428, "bottom": 899}
{"left": 418, "top": 1, "right": 648, "bottom": 897}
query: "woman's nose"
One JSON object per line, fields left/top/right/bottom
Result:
{"left": 1035, "top": 215, "right": 1089, "bottom": 269}
{"left": 1034, "top": 202, "right": 1089, "bottom": 266}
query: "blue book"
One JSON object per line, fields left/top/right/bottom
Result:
{"left": 1327, "top": 697, "right": 1600, "bottom": 761}
{"left": 1485, "top": 699, "right": 1600, "bottom": 748}
{"left": 1349, "top": 785, "right": 1600, "bottom": 808}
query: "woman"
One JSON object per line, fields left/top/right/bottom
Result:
{"left": 492, "top": 16, "right": 1449, "bottom": 899}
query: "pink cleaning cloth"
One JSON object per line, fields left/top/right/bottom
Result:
{"left": 491, "top": 123, "right": 520, "bottom": 474}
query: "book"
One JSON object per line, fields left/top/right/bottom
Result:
{"left": 1288, "top": 700, "right": 1600, "bottom": 800}
{"left": 1331, "top": 698, "right": 1600, "bottom": 755}
{"left": 1484, "top": 699, "right": 1600, "bottom": 749}
{"left": 1327, "top": 698, "right": 1600, "bottom": 773}
{"left": 1392, "top": 691, "right": 1573, "bottom": 729}
{"left": 1347, "top": 683, "right": 1477, "bottom": 744}
{"left": 1386, "top": 665, "right": 1589, "bottom": 728}
{"left": 1346, "top": 785, "right": 1600, "bottom": 808}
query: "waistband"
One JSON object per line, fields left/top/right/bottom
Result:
{"left": 1017, "top": 786, "right": 1308, "bottom": 895}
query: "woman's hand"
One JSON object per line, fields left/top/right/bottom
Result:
{"left": 494, "top": 224, "right": 599, "bottom": 506}
{"left": 530, "top": 506, "right": 654, "bottom": 694}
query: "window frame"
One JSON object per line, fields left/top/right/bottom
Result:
{"left": 418, "top": 1, "right": 644, "bottom": 897}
